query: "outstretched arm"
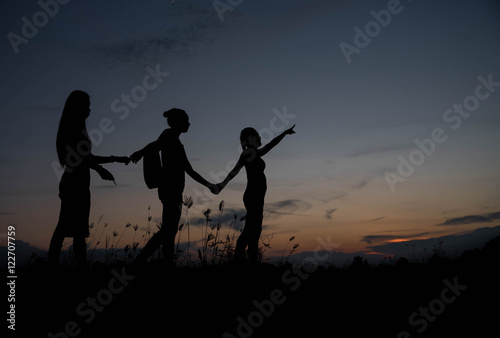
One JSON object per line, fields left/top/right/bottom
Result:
{"left": 185, "top": 161, "right": 210, "bottom": 186}
{"left": 86, "top": 155, "right": 126, "bottom": 184}
{"left": 217, "top": 156, "right": 245, "bottom": 192}
{"left": 87, "top": 160, "right": 116, "bottom": 184}
{"left": 185, "top": 160, "right": 218, "bottom": 194}
{"left": 130, "top": 140, "right": 160, "bottom": 164}
{"left": 259, "top": 124, "right": 295, "bottom": 157}
{"left": 92, "top": 155, "right": 130, "bottom": 165}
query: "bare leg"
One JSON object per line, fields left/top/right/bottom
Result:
{"left": 234, "top": 224, "right": 250, "bottom": 260}
{"left": 247, "top": 219, "right": 263, "bottom": 263}
{"left": 134, "top": 201, "right": 181, "bottom": 265}
{"left": 241, "top": 213, "right": 263, "bottom": 263}
{"left": 161, "top": 201, "right": 182, "bottom": 263}
{"left": 135, "top": 231, "right": 163, "bottom": 264}
{"left": 73, "top": 235, "right": 87, "bottom": 270}
{"left": 236, "top": 194, "right": 264, "bottom": 262}
{"left": 48, "top": 225, "right": 64, "bottom": 268}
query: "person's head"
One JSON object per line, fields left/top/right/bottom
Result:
{"left": 240, "top": 127, "right": 261, "bottom": 150}
{"left": 163, "top": 108, "right": 190, "bottom": 133}
{"left": 62, "top": 90, "right": 91, "bottom": 121}
{"left": 57, "top": 90, "right": 91, "bottom": 166}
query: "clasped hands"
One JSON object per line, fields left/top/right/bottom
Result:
{"left": 129, "top": 151, "right": 142, "bottom": 164}
{"left": 206, "top": 182, "right": 225, "bottom": 195}
{"left": 112, "top": 156, "right": 131, "bottom": 165}
{"left": 128, "top": 151, "right": 224, "bottom": 195}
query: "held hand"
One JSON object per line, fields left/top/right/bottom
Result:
{"left": 97, "top": 166, "right": 115, "bottom": 182}
{"left": 130, "top": 151, "right": 142, "bottom": 164}
{"left": 285, "top": 124, "right": 296, "bottom": 135}
{"left": 115, "top": 156, "right": 131, "bottom": 165}
{"left": 207, "top": 183, "right": 219, "bottom": 195}
{"left": 216, "top": 182, "right": 226, "bottom": 194}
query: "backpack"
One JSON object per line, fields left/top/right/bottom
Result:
{"left": 143, "top": 148, "right": 162, "bottom": 189}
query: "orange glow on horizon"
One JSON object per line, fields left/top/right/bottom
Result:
{"left": 388, "top": 237, "right": 431, "bottom": 243}
{"left": 388, "top": 239, "right": 411, "bottom": 243}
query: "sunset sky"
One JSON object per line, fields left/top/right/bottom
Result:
{"left": 1, "top": 0, "right": 500, "bottom": 263}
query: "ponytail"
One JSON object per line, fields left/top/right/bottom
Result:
{"left": 163, "top": 108, "right": 188, "bottom": 127}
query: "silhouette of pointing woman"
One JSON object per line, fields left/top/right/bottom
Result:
{"left": 130, "top": 108, "right": 217, "bottom": 265}
{"left": 217, "top": 125, "right": 295, "bottom": 262}
{"left": 48, "top": 90, "right": 130, "bottom": 270}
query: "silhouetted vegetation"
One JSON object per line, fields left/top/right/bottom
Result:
{"left": 7, "top": 234, "right": 500, "bottom": 337}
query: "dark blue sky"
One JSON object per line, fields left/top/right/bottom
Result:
{"left": 1, "top": 0, "right": 499, "bottom": 256}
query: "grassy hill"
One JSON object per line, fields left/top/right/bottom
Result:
{"left": 7, "top": 236, "right": 500, "bottom": 337}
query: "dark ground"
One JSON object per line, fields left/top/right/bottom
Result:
{"left": 9, "top": 236, "right": 500, "bottom": 338}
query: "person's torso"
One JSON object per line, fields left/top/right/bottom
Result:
{"left": 245, "top": 156, "right": 267, "bottom": 191}
{"left": 60, "top": 133, "right": 92, "bottom": 189}
{"left": 159, "top": 129, "right": 186, "bottom": 191}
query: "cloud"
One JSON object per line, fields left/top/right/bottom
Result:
{"left": 188, "top": 207, "right": 247, "bottom": 227}
{"left": 437, "top": 211, "right": 500, "bottom": 226}
{"left": 185, "top": 200, "right": 312, "bottom": 227}
{"left": 439, "top": 215, "right": 491, "bottom": 226}
{"left": 275, "top": 0, "right": 360, "bottom": 33}
{"left": 271, "top": 226, "right": 500, "bottom": 266}
{"left": 366, "top": 225, "right": 500, "bottom": 258}
{"left": 361, "top": 232, "right": 430, "bottom": 245}
{"left": 313, "top": 191, "right": 347, "bottom": 204}
{"left": 85, "top": 1, "right": 238, "bottom": 70}
{"left": 267, "top": 199, "right": 312, "bottom": 213}
{"left": 368, "top": 217, "right": 385, "bottom": 222}
{"left": 361, "top": 235, "right": 399, "bottom": 245}
{"left": 325, "top": 208, "right": 337, "bottom": 220}
{"left": 85, "top": 0, "right": 358, "bottom": 71}
{"left": 351, "top": 179, "right": 369, "bottom": 190}
{"left": 487, "top": 211, "right": 500, "bottom": 219}
{"left": 267, "top": 210, "right": 308, "bottom": 218}
{"left": 268, "top": 199, "right": 305, "bottom": 210}
{"left": 351, "top": 176, "right": 377, "bottom": 190}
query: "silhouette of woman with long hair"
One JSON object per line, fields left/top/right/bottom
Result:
{"left": 216, "top": 125, "right": 295, "bottom": 262}
{"left": 130, "top": 108, "right": 217, "bottom": 265}
{"left": 48, "top": 90, "right": 130, "bottom": 270}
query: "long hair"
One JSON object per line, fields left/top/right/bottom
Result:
{"left": 56, "top": 90, "right": 91, "bottom": 167}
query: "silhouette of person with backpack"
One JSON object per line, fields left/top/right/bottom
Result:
{"left": 215, "top": 124, "right": 295, "bottom": 262}
{"left": 48, "top": 90, "right": 130, "bottom": 271}
{"left": 130, "top": 108, "right": 217, "bottom": 265}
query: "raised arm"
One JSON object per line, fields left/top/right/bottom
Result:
{"left": 259, "top": 124, "right": 295, "bottom": 157}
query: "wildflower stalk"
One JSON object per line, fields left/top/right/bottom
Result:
{"left": 202, "top": 208, "right": 212, "bottom": 265}
{"left": 280, "top": 236, "right": 295, "bottom": 265}
{"left": 89, "top": 221, "right": 108, "bottom": 262}
{"left": 184, "top": 196, "right": 193, "bottom": 265}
